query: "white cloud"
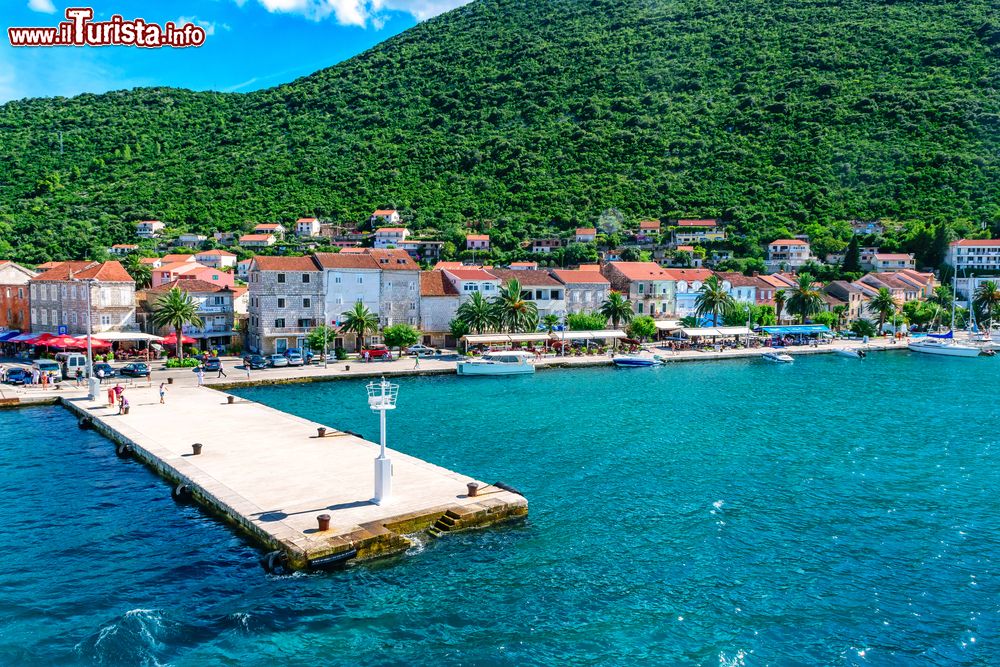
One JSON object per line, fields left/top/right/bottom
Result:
{"left": 248, "top": 0, "right": 471, "bottom": 26}
{"left": 27, "top": 0, "right": 57, "bottom": 14}
{"left": 176, "top": 16, "right": 231, "bottom": 36}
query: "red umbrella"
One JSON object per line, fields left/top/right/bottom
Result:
{"left": 25, "top": 333, "right": 55, "bottom": 345}
{"left": 72, "top": 336, "right": 112, "bottom": 350}
{"left": 46, "top": 335, "right": 86, "bottom": 349}
{"left": 163, "top": 332, "right": 197, "bottom": 345}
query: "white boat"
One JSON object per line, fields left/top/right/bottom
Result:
{"left": 456, "top": 351, "right": 535, "bottom": 376}
{"left": 762, "top": 351, "right": 794, "bottom": 363}
{"left": 612, "top": 354, "right": 662, "bottom": 368}
{"left": 834, "top": 349, "right": 866, "bottom": 359}
{"left": 907, "top": 338, "right": 982, "bottom": 358}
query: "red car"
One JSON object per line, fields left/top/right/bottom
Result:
{"left": 361, "top": 344, "right": 392, "bottom": 360}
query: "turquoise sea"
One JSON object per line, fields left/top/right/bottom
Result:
{"left": 1, "top": 353, "right": 998, "bottom": 665}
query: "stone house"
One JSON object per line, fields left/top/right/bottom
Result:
{"left": 0, "top": 261, "right": 37, "bottom": 331}
{"left": 552, "top": 269, "right": 610, "bottom": 314}
{"left": 601, "top": 261, "right": 676, "bottom": 318}
{"left": 419, "top": 271, "right": 460, "bottom": 349}
{"left": 246, "top": 255, "right": 324, "bottom": 354}
{"left": 29, "top": 261, "right": 136, "bottom": 335}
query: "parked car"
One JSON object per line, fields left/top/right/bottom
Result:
{"left": 92, "top": 362, "right": 116, "bottom": 379}
{"left": 3, "top": 368, "right": 30, "bottom": 385}
{"left": 404, "top": 344, "right": 437, "bottom": 357}
{"left": 361, "top": 344, "right": 392, "bottom": 360}
{"left": 268, "top": 354, "right": 289, "bottom": 368}
{"left": 285, "top": 348, "right": 314, "bottom": 364}
{"left": 119, "top": 362, "right": 150, "bottom": 378}
{"left": 202, "top": 358, "right": 222, "bottom": 372}
{"left": 243, "top": 355, "right": 268, "bottom": 370}
{"left": 285, "top": 352, "right": 304, "bottom": 366}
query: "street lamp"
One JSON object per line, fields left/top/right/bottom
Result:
{"left": 72, "top": 276, "right": 100, "bottom": 401}
{"left": 366, "top": 377, "right": 398, "bottom": 505}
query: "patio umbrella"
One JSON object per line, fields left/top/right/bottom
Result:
{"left": 45, "top": 334, "right": 87, "bottom": 349}
{"left": 73, "top": 335, "right": 112, "bottom": 349}
{"left": 25, "top": 333, "right": 55, "bottom": 345}
{"left": 163, "top": 332, "right": 197, "bottom": 345}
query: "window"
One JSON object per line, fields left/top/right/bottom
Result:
{"left": 409, "top": 281, "right": 416, "bottom": 291}
{"left": 463, "top": 283, "right": 478, "bottom": 292}
{"left": 277, "top": 298, "right": 285, "bottom": 308}
{"left": 387, "top": 282, "right": 392, "bottom": 289}
{"left": 638, "top": 303, "right": 644, "bottom": 314}
{"left": 335, "top": 296, "right": 343, "bottom": 305}
{"left": 638, "top": 283, "right": 645, "bottom": 294}
{"left": 277, "top": 273, "right": 286, "bottom": 283}
{"left": 334, "top": 273, "right": 342, "bottom": 284}
{"left": 302, "top": 274, "right": 310, "bottom": 283}
{"left": 303, "top": 298, "right": 311, "bottom": 308}
{"left": 61, "top": 285, "right": 67, "bottom": 297}
{"left": 357, "top": 275, "right": 363, "bottom": 284}
{"left": 483, "top": 283, "right": 494, "bottom": 292}
{"left": 212, "top": 275, "right": 218, "bottom": 281}
{"left": 30, "top": 308, "right": 36, "bottom": 323}
{"left": 274, "top": 318, "right": 285, "bottom": 328}
{"left": 100, "top": 315, "right": 111, "bottom": 326}
{"left": 18, "top": 288, "right": 23, "bottom": 298}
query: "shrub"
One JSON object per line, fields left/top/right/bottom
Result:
{"left": 165, "top": 357, "right": 200, "bottom": 368}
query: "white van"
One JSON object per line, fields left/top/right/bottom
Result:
{"left": 55, "top": 352, "right": 88, "bottom": 379}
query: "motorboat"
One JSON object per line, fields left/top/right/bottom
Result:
{"left": 761, "top": 351, "right": 794, "bottom": 363}
{"left": 834, "top": 348, "right": 866, "bottom": 360}
{"left": 612, "top": 354, "right": 662, "bottom": 368}
{"left": 907, "top": 338, "right": 982, "bottom": 358}
{"left": 456, "top": 351, "right": 535, "bottom": 376}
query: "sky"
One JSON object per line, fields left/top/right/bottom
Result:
{"left": 0, "top": 0, "right": 474, "bottom": 103}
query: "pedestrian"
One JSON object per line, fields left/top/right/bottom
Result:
{"left": 118, "top": 395, "right": 129, "bottom": 415}
{"left": 107, "top": 386, "right": 115, "bottom": 408}
{"left": 75, "top": 367, "right": 83, "bottom": 387}
{"left": 31, "top": 367, "right": 40, "bottom": 386}
{"left": 363, "top": 350, "right": 370, "bottom": 363}
{"left": 245, "top": 361, "right": 252, "bottom": 380}
{"left": 96, "top": 367, "right": 105, "bottom": 385}
{"left": 217, "top": 359, "right": 227, "bottom": 378}
{"left": 159, "top": 382, "right": 167, "bottom": 404}
{"left": 413, "top": 353, "right": 420, "bottom": 369}
{"left": 113, "top": 383, "right": 125, "bottom": 405}
{"left": 196, "top": 364, "right": 205, "bottom": 386}
{"left": 40, "top": 372, "right": 48, "bottom": 390}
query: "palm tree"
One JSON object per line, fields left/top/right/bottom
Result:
{"left": 492, "top": 279, "right": 539, "bottom": 333}
{"left": 787, "top": 274, "right": 824, "bottom": 324}
{"left": 867, "top": 287, "right": 898, "bottom": 334}
{"left": 541, "top": 313, "right": 561, "bottom": 334}
{"left": 931, "top": 285, "right": 954, "bottom": 308}
{"left": 774, "top": 289, "right": 787, "bottom": 325}
{"left": 974, "top": 280, "right": 1000, "bottom": 330}
{"left": 832, "top": 304, "right": 848, "bottom": 331}
{"left": 694, "top": 275, "right": 735, "bottom": 326}
{"left": 124, "top": 255, "right": 152, "bottom": 289}
{"left": 456, "top": 291, "right": 496, "bottom": 334}
{"left": 151, "top": 287, "right": 203, "bottom": 361}
{"left": 599, "top": 291, "right": 634, "bottom": 329}
{"left": 340, "top": 302, "right": 379, "bottom": 352}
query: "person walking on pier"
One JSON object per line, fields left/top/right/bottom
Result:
{"left": 217, "top": 360, "right": 227, "bottom": 379}
{"left": 413, "top": 354, "right": 420, "bottom": 369}
{"left": 159, "top": 382, "right": 167, "bottom": 404}
{"left": 107, "top": 386, "right": 115, "bottom": 408}
{"left": 75, "top": 368, "right": 83, "bottom": 387}
{"left": 196, "top": 364, "right": 205, "bottom": 387}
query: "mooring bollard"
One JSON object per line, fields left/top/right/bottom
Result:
{"left": 317, "top": 427, "right": 327, "bottom": 437}
{"left": 192, "top": 442, "right": 203, "bottom": 456}
{"left": 317, "top": 514, "right": 331, "bottom": 531}
{"left": 345, "top": 364, "right": 351, "bottom": 371}
{"left": 467, "top": 482, "right": 479, "bottom": 497}
{"left": 167, "top": 377, "right": 174, "bottom": 385}
{"left": 227, "top": 395, "right": 235, "bottom": 404}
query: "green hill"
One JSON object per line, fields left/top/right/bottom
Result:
{"left": 1, "top": 0, "right": 998, "bottom": 263}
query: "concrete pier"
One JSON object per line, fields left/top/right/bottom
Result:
{"left": 59, "top": 384, "right": 527, "bottom": 570}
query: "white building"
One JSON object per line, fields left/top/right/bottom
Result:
{"left": 175, "top": 233, "right": 207, "bottom": 248}
{"left": 574, "top": 228, "right": 597, "bottom": 243}
{"left": 488, "top": 269, "right": 566, "bottom": 319}
{"left": 466, "top": 234, "right": 490, "bottom": 250}
{"left": 765, "top": 239, "right": 812, "bottom": 272}
{"left": 239, "top": 234, "right": 276, "bottom": 248}
{"left": 135, "top": 220, "right": 165, "bottom": 238}
{"left": 109, "top": 244, "right": 138, "bottom": 256}
{"left": 419, "top": 271, "right": 460, "bottom": 349}
{"left": 194, "top": 249, "right": 238, "bottom": 270}
{"left": 373, "top": 227, "right": 410, "bottom": 248}
{"left": 442, "top": 267, "right": 501, "bottom": 302}
{"left": 947, "top": 239, "right": 1000, "bottom": 274}
{"left": 873, "top": 253, "right": 916, "bottom": 272}
{"left": 296, "top": 217, "right": 321, "bottom": 237}
{"left": 370, "top": 209, "right": 401, "bottom": 226}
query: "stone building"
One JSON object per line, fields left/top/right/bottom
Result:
{"left": 29, "top": 261, "right": 136, "bottom": 334}
{"left": 246, "top": 255, "right": 324, "bottom": 354}
{"left": 0, "top": 261, "right": 36, "bottom": 331}
{"left": 601, "top": 262, "right": 676, "bottom": 318}
{"left": 419, "top": 271, "right": 460, "bottom": 349}
{"left": 146, "top": 279, "right": 240, "bottom": 351}
{"left": 552, "top": 269, "right": 610, "bottom": 314}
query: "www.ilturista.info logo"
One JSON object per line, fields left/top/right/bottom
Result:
{"left": 8, "top": 8, "right": 206, "bottom": 48}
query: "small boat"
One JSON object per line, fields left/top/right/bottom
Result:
{"left": 761, "top": 351, "right": 794, "bottom": 363}
{"left": 612, "top": 354, "right": 662, "bottom": 367}
{"left": 834, "top": 349, "right": 866, "bottom": 360}
{"left": 907, "top": 338, "right": 981, "bottom": 358}
{"left": 456, "top": 351, "right": 535, "bottom": 376}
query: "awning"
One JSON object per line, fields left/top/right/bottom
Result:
{"left": 462, "top": 333, "right": 553, "bottom": 344}
{"left": 9, "top": 333, "right": 38, "bottom": 342}
{"left": 654, "top": 320, "right": 683, "bottom": 331}
{"left": 187, "top": 331, "right": 238, "bottom": 339}
{"left": 760, "top": 325, "right": 832, "bottom": 335}
{"left": 680, "top": 327, "right": 752, "bottom": 338}
{"left": 552, "top": 330, "right": 627, "bottom": 340}
{"left": 93, "top": 332, "right": 165, "bottom": 342}
{"left": 0, "top": 330, "right": 21, "bottom": 342}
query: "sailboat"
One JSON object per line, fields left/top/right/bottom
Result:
{"left": 908, "top": 273, "right": 985, "bottom": 358}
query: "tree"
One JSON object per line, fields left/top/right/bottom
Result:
{"left": 567, "top": 311, "right": 608, "bottom": 330}
{"left": 599, "top": 291, "right": 634, "bottom": 329}
{"left": 124, "top": 254, "right": 152, "bottom": 289}
{"left": 842, "top": 236, "right": 862, "bottom": 273}
{"left": 787, "top": 274, "right": 824, "bottom": 324}
{"left": 541, "top": 313, "right": 561, "bottom": 333}
{"left": 627, "top": 315, "right": 657, "bottom": 342}
{"left": 850, "top": 318, "right": 877, "bottom": 338}
{"left": 382, "top": 323, "right": 420, "bottom": 356}
{"left": 448, "top": 317, "right": 469, "bottom": 341}
{"left": 931, "top": 285, "right": 953, "bottom": 307}
{"left": 456, "top": 291, "right": 495, "bottom": 334}
{"left": 340, "top": 302, "right": 379, "bottom": 351}
{"left": 867, "top": 287, "right": 899, "bottom": 334}
{"left": 694, "top": 275, "right": 736, "bottom": 326}
{"left": 306, "top": 324, "right": 339, "bottom": 356}
{"left": 973, "top": 280, "right": 1000, "bottom": 330}
{"left": 151, "top": 287, "right": 203, "bottom": 361}
{"left": 774, "top": 289, "right": 787, "bottom": 325}
{"left": 810, "top": 311, "right": 838, "bottom": 328}
{"left": 492, "top": 279, "right": 539, "bottom": 332}
{"left": 832, "top": 304, "right": 848, "bottom": 331}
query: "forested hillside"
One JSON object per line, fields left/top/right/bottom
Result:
{"left": 1, "top": 0, "right": 998, "bottom": 263}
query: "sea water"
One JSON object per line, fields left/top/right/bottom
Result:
{"left": 2, "top": 353, "right": 998, "bottom": 665}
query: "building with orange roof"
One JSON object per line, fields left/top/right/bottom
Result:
{"left": 145, "top": 279, "right": 241, "bottom": 350}
{"left": 466, "top": 234, "right": 490, "bottom": 251}
{"left": 433, "top": 261, "right": 465, "bottom": 271}
{"left": 574, "top": 228, "right": 597, "bottom": 243}
{"left": 295, "top": 217, "right": 322, "bottom": 237}
{"left": 246, "top": 255, "right": 323, "bottom": 354}
{"left": 194, "top": 249, "right": 238, "bottom": 270}
{"left": 672, "top": 219, "right": 726, "bottom": 245}
{"left": 370, "top": 209, "right": 401, "bottom": 226}
{"left": 487, "top": 269, "right": 566, "bottom": 318}
{"left": 0, "top": 260, "right": 37, "bottom": 332}
{"left": 601, "top": 261, "right": 677, "bottom": 318}
{"left": 509, "top": 261, "right": 539, "bottom": 270}
{"left": 109, "top": 244, "right": 139, "bottom": 256}
{"left": 552, "top": 269, "right": 610, "bottom": 314}
{"left": 29, "top": 261, "right": 136, "bottom": 335}
{"left": 442, "top": 267, "right": 501, "bottom": 303}
{"left": 135, "top": 220, "right": 164, "bottom": 238}
{"left": 373, "top": 227, "right": 410, "bottom": 248}
{"left": 152, "top": 262, "right": 234, "bottom": 289}
{"left": 766, "top": 239, "right": 813, "bottom": 271}
{"left": 253, "top": 223, "right": 287, "bottom": 239}
{"left": 873, "top": 253, "right": 916, "bottom": 272}
{"left": 239, "top": 233, "right": 276, "bottom": 248}
{"left": 419, "top": 271, "right": 461, "bottom": 348}
{"left": 666, "top": 269, "right": 716, "bottom": 318}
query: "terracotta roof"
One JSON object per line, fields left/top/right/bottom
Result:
{"left": 251, "top": 256, "right": 319, "bottom": 271}
{"left": 374, "top": 227, "right": 407, "bottom": 233}
{"left": 111, "top": 244, "right": 138, "bottom": 249}
{"left": 875, "top": 253, "right": 913, "bottom": 261}
{"left": 139, "top": 257, "right": 160, "bottom": 265}
{"left": 296, "top": 217, "right": 318, "bottom": 223}
{"left": 758, "top": 274, "right": 795, "bottom": 289}
{"left": 769, "top": 239, "right": 808, "bottom": 245}
{"left": 254, "top": 223, "right": 283, "bottom": 230}
{"left": 444, "top": 268, "right": 498, "bottom": 281}
{"left": 638, "top": 220, "right": 661, "bottom": 230}
{"left": 606, "top": 262, "right": 673, "bottom": 281}
{"left": 161, "top": 254, "right": 196, "bottom": 263}
{"left": 367, "top": 249, "right": 420, "bottom": 271}
{"left": 466, "top": 234, "right": 490, "bottom": 241}
{"left": 552, "top": 270, "right": 610, "bottom": 285}
{"left": 577, "top": 264, "right": 601, "bottom": 271}
{"left": 676, "top": 219, "right": 717, "bottom": 227}
{"left": 675, "top": 245, "right": 696, "bottom": 252}
{"left": 314, "top": 249, "right": 418, "bottom": 271}
{"left": 664, "top": 268, "right": 714, "bottom": 282}
{"left": 575, "top": 228, "right": 597, "bottom": 235}
{"left": 147, "top": 279, "right": 231, "bottom": 294}
{"left": 314, "top": 252, "right": 379, "bottom": 270}
{"left": 35, "top": 261, "right": 65, "bottom": 270}
{"left": 951, "top": 239, "right": 1000, "bottom": 247}
{"left": 196, "top": 249, "right": 237, "bottom": 257}
{"left": 32, "top": 260, "right": 133, "bottom": 283}
{"left": 240, "top": 234, "right": 274, "bottom": 242}
{"left": 372, "top": 209, "right": 398, "bottom": 216}
{"left": 510, "top": 261, "right": 538, "bottom": 268}
{"left": 434, "top": 261, "right": 465, "bottom": 270}
{"left": 488, "top": 268, "right": 561, "bottom": 287}
{"left": 420, "top": 271, "right": 460, "bottom": 296}
{"left": 715, "top": 271, "right": 761, "bottom": 288}
{"left": 231, "top": 285, "right": 248, "bottom": 298}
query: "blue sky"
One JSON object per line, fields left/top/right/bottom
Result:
{"left": 0, "top": 0, "right": 473, "bottom": 102}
